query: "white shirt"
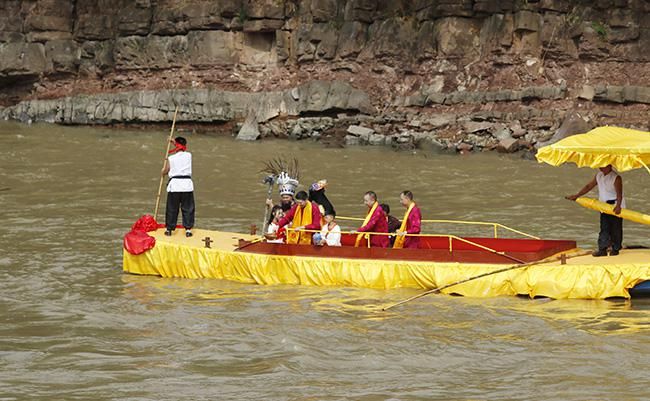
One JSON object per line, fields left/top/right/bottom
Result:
{"left": 596, "top": 170, "right": 625, "bottom": 208}
{"left": 166, "top": 152, "right": 194, "bottom": 192}
{"left": 266, "top": 222, "right": 284, "bottom": 243}
{"left": 320, "top": 223, "right": 341, "bottom": 247}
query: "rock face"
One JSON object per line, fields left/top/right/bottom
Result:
{"left": 1, "top": 0, "right": 649, "bottom": 152}
{"left": 2, "top": 0, "right": 649, "bottom": 79}
{"left": 0, "top": 80, "right": 372, "bottom": 124}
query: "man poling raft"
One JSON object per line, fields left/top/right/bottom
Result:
{"left": 162, "top": 136, "right": 195, "bottom": 237}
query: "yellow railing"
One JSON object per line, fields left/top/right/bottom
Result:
{"left": 335, "top": 216, "right": 539, "bottom": 240}
{"left": 285, "top": 227, "right": 525, "bottom": 263}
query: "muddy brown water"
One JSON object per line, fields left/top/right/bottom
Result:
{"left": 1, "top": 121, "right": 649, "bottom": 400}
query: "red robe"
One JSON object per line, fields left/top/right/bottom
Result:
{"left": 357, "top": 205, "right": 390, "bottom": 248}
{"left": 403, "top": 205, "right": 422, "bottom": 249}
{"left": 277, "top": 201, "right": 322, "bottom": 231}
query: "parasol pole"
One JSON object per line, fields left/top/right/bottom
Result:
{"left": 154, "top": 106, "right": 179, "bottom": 221}
{"left": 261, "top": 175, "right": 275, "bottom": 234}
{"left": 382, "top": 250, "right": 591, "bottom": 311}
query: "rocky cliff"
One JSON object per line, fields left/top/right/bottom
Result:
{"left": 1, "top": 0, "right": 649, "bottom": 152}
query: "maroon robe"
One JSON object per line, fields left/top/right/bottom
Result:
{"left": 357, "top": 204, "right": 390, "bottom": 248}
{"left": 403, "top": 205, "right": 422, "bottom": 249}
{"left": 277, "top": 201, "right": 322, "bottom": 231}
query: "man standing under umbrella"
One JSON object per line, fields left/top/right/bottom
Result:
{"left": 566, "top": 164, "right": 624, "bottom": 256}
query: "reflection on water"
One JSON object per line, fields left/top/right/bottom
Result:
{"left": 1, "top": 121, "right": 650, "bottom": 400}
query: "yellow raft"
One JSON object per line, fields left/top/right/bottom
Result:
{"left": 123, "top": 228, "right": 650, "bottom": 299}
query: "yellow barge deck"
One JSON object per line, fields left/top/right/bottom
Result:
{"left": 123, "top": 228, "right": 650, "bottom": 299}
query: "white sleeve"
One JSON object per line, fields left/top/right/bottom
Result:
{"left": 325, "top": 225, "right": 341, "bottom": 246}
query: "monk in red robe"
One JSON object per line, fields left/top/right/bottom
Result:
{"left": 277, "top": 190, "right": 322, "bottom": 245}
{"left": 394, "top": 190, "right": 422, "bottom": 249}
{"left": 355, "top": 191, "right": 390, "bottom": 248}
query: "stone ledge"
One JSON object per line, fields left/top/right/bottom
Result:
{"left": 591, "top": 85, "right": 650, "bottom": 104}
{"left": 0, "top": 80, "right": 372, "bottom": 125}
{"left": 404, "top": 85, "right": 567, "bottom": 107}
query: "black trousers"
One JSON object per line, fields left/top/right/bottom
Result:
{"left": 598, "top": 212, "right": 623, "bottom": 251}
{"left": 165, "top": 191, "right": 195, "bottom": 230}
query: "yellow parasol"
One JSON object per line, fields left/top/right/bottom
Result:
{"left": 536, "top": 126, "right": 650, "bottom": 175}
{"left": 536, "top": 126, "right": 650, "bottom": 226}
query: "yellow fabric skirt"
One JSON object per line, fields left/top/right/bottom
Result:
{"left": 123, "top": 229, "right": 650, "bottom": 299}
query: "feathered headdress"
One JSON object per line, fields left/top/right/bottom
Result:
{"left": 261, "top": 158, "right": 300, "bottom": 196}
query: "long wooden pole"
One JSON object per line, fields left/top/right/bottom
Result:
{"left": 261, "top": 181, "right": 274, "bottom": 234}
{"left": 154, "top": 106, "right": 179, "bottom": 221}
{"left": 381, "top": 250, "right": 591, "bottom": 311}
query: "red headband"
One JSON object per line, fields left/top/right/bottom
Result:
{"left": 168, "top": 141, "right": 187, "bottom": 154}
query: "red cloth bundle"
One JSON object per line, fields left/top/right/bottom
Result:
{"left": 123, "top": 215, "right": 158, "bottom": 255}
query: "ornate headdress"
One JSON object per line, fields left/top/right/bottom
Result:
{"left": 261, "top": 158, "right": 300, "bottom": 197}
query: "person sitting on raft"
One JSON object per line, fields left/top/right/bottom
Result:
{"left": 313, "top": 212, "right": 341, "bottom": 247}
{"left": 265, "top": 205, "right": 286, "bottom": 244}
{"left": 394, "top": 190, "right": 422, "bottom": 249}
{"left": 277, "top": 190, "right": 322, "bottom": 245}
{"left": 355, "top": 191, "right": 389, "bottom": 248}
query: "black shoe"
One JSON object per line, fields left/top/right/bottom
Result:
{"left": 592, "top": 249, "right": 607, "bottom": 257}
{"left": 164, "top": 229, "right": 172, "bottom": 236}
{"left": 185, "top": 229, "right": 193, "bottom": 237}
{"left": 610, "top": 249, "right": 620, "bottom": 256}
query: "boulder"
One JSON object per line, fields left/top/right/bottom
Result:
{"left": 236, "top": 113, "right": 261, "bottom": 141}
{"left": 347, "top": 124, "right": 374, "bottom": 137}
{"left": 344, "top": 135, "right": 360, "bottom": 146}
{"left": 535, "top": 111, "right": 591, "bottom": 148}
{"left": 491, "top": 124, "right": 513, "bottom": 141}
{"left": 463, "top": 121, "right": 493, "bottom": 133}
{"left": 456, "top": 142, "right": 474, "bottom": 152}
{"left": 368, "top": 133, "right": 385, "bottom": 146}
{"left": 425, "top": 114, "right": 456, "bottom": 128}
{"left": 496, "top": 137, "right": 519, "bottom": 153}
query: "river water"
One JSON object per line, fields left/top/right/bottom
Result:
{"left": 1, "top": 121, "right": 649, "bottom": 400}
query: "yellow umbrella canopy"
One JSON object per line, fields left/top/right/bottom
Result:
{"left": 536, "top": 126, "right": 650, "bottom": 174}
